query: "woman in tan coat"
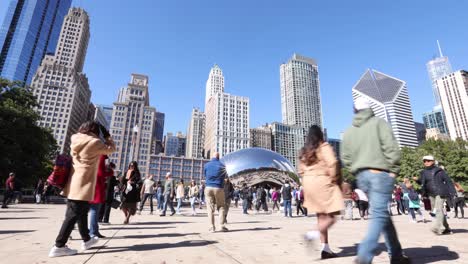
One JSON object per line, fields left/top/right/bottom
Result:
{"left": 298, "top": 125, "right": 343, "bottom": 260}
{"left": 49, "top": 121, "right": 115, "bottom": 258}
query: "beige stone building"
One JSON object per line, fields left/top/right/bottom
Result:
{"left": 31, "top": 7, "right": 91, "bottom": 153}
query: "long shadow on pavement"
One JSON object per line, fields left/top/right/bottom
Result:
{"left": 113, "top": 232, "right": 200, "bottom": 239}
{"left": 82, "top": 240, "right": 218, "bottom": 255}
{"left": 227, "top": 227, "right": 280, "bottom": 232}
{"left": 404, "top": 246, "right": 459, "bottom": 263}
{"left": 0, "top": 217, "right": 47, "bottom": 220}
{"left": 227, "top": 221, "right": 266, "bottom": 224}
{"left": 451, "top": 229, "right": 468, "bottom": 234}
{"left": 101, "top": 226, "right": 175, "bottom": 231}
{"left": 0, "top": 210, "right": 36, "bottom": 213}
{"left": 0, "top": 230, "right": 35, "bottom": 235}
{"left": 133, "top": 221, "right": 191, "bottom": 225}
{"left": 337, "top": 244, "right": 459, "bottom": 263}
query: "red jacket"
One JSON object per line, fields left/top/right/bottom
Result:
{"left": 90, "top": 155, "right": 113, "bottom": 204}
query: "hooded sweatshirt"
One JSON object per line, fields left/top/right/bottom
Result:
{"left": 341, "top": 108, "right": 401, "bottom": 174}
{"left": 63, "top": 133, "right": 116, "bottom": 201}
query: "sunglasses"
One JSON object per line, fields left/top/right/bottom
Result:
{"left": 423, "top": 160, "right": 433, "bottom": 163}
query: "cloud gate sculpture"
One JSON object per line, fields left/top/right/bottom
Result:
{"left": 221, "top": 148, "right": 299, "bottom": 187}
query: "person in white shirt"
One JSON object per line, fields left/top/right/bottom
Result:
{"left": 139, "top": 175, "right": 155, "bottom": 214}
{"left": 355, "top": 188, "right": 369, "bottom": 220}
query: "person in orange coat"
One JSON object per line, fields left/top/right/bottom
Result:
{"left": 89, "top": 155, "right": 113, "bottom": 238}
{"left": 299, "top": 125, "right": 343, "bottom": 260}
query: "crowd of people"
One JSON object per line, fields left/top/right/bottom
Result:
{"left": 1, "top": 95, "right": 466, "bottom": 263}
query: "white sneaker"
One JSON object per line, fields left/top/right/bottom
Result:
{"left": 49, "top": 245, "right": 78, "bottom": 257}
{"left": 81, "top": 237, "right": 98, "bottom": 251}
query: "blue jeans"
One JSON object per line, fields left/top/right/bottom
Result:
{"left": 176, "top": 198, "right": 183, "bottom": 213}
{"left": 357, "top": 170, "right": 403, "bottom": 263}
{"left": 89, "top": 203, "right": 102, "bottom": 237}
{"left": 242, "top": 199, "right": 249, "bottom": 214}
{"left": 157, "top": 194, "right": 164, "bottom": 210}
{"left": 283, "top": 200, "right": 292, "bottom": 217}
{"left": 162, "top": 193, "right": 175, "bottom": 214}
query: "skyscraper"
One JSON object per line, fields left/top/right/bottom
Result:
{"left": 270, "top": 122, "right": 304, "bottom": 168}
{"left": 186, "top": 107, "right": 205, "bottom": 158}
{"left": 109, "top": 74, "right": 156, "bottom": 176}
{"left": 250, "top": 125, "right": 272, "bottom": 150}
{"left": 352, "top": 69, "right": 419, "bottom": 148}
{"left": 280, "top": 53, "right": 322, "bottom": 129}
{"left": 154, "top": 111, "right": 165, "bottom": 142}
{"left": 426, "top": 41, "right": 453, "bottom": 107}
{"left": 423, "top": 41, "right": 452, "bottom": 135}
{"left": 205, "top": 64, "right": 224, "bottom": 104}
{"left": 205, "top": 92, "right": 249, "bottom": 158}
{"left": 204, "top": 64, "right": 250, "bottom": 158}
{"left": 164, "top": 132, "right": 186, "bottom": 157}
{"left": 0, "top": 0, "right": 72, "bottom": 84}
{"left": 31, "top": 7, "right": 91, "bottom": 153}
{"left": 436, "top": 70, "right": 468, "bottom": 140}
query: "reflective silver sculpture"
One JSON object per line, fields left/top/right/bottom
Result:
{"left": 221, "top": 148, "right": 298, "bottom": 187}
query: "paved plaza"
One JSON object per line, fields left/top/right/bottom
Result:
{"left": 0, "top": 203, "right": 466, "bottom": 264}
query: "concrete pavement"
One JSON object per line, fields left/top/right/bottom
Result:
{"left": 0, "top": 203, "right": 466, "bottom": 264}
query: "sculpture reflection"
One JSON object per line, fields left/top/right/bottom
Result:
{"left": 221, "top": 148, "right": 299, "bottom": 187}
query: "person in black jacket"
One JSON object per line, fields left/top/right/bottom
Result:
{"left": 415, "top": 155, "right": 456, "bottom": 235}
{"left": 99, "top": 162, "right": 117, "bottom": 224}
{"left": 281, "top": 181, "right": 293, "bottom": 217}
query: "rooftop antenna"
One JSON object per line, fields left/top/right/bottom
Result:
{"left": 437, "top": 40, "right": 444, "bottom": 57}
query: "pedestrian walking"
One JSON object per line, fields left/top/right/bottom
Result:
{"left": 400, "top": 178, "right": 411, "bottom": 215}
{"left": 406, "top": 183, "right": 425, "bottom": 223}
{"left": 189, "top": 180, "right": 199, "bottom": 215}
{"left": 241, "top": 183, "right": 251, "bottom": 214}
{"left": 198, "top": 182, "right": 205, "bottom": 209}
{"left": 89, "top": 155, "right": 113, "bottom": 238}
{"left": 394, "top": 186, "right": 404, "bottom": 215}
{"left": 224, "top": 178, "right": 234, "bottom": 222}
{"left": 35, "top": 178, "right": 44, "bottom": 204}
{"left": 233, "top": 187, "right": 240, "bottom": 208}
{"left": 341, "top": 97, "right": 410, "bottom": 264}
{"left": 120, "top": 161, "right": 141, "bottom": 224}
{"left": 281, "top": 181, "right": 293, "bottom": 217}
{"left": 139, "top": 174, "right": 155, "bottom": 215}
{"left": 156, "top": 181, "right": 164, "bottom": 212}
{"left": 342, "top": 181, "right": 354, "bottom": 220}
{"left": 48, "top": 121, "right": 115, "bottom": 257}
{"left": 204, "top": 152, "right": 227, "bottom": 232}
{"left": 453, "top": 183, "right": 465, "bottom": 219}
{"left": 296, "top": 186, "right": 307, "bottom": 216}
{"left": 415, "top": 155, "right": 456, "bottom": 235}
{"left": 300, "top": 125, "right": 343, "bottom": 259}
{"left": 2, "top": 172, "right": 16, "bottom": 208}
{"left": 160, "top": 173, "right": 176, "bottom": 216}
{"left": 42, "top": 181, "right": 52, "bottom": 204}
{"left": 272, "top": 188, "right": 280, "bottom": 212}
{"left": 175, "top": 180, "right": 184, "bottom": 215}
{"left": 355, "top": 188, "right": 369, "bottom": 220}
{"left": 100, "top": 162, "right": 117, "bottom": 224}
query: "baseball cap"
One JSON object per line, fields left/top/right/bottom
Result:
{"left": 422, "top": 155, "right": 435, "bottom": 161}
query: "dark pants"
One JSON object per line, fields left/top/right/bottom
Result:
{"left": 272, "top": 200, "right": 280, "bottom": 210}
{"left": 296, "top": 200, "right": 306, "bottom": 215}
{"left": 2, "top": 190, "right": 13, "bottom": 207}
{"left": 140, "top": 193, "right": 154, "bottom": 212}
{"left": 101, "top": 202, "right": 112, "bottom": 223}
{"left": 162, "top": 193, "right": 175, "bottom": 214}
{"left": 55, "top": 200, "right": 91, "bottom": 248}
{"left": 454, "top": 197, "right": 465, "bottom": 218}
{"left": 403, "top": 199, "right": 409, "bottom": 214}
{"left": 396, "top": 200, "right": 404, "bottom": 214}
{"left": 242, "top": 199, "right": 250, "bottom": 214}
{"left": 358, "top": 200, "right": 369, "bottom": 218}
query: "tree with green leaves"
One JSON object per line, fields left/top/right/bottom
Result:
{"left": 0, "top": 78, "right": 57, "bottom": 188}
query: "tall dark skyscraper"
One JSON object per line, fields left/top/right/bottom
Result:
{"left": 0, "top": 0, "right": 72, "bottom": 84}
{"left": 154, "top": 111, "right": 165, "bottom": 142}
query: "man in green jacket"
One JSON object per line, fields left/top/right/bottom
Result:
{"left": 341, "top": 97, "right": 410, "bottom": 264}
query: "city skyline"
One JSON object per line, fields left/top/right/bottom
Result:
{"left": 1, "top": 1, "right": 468, "bottom": 139}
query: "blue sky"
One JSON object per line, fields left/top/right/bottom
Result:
{"left": 2, "top": 0, "right": 468, "bottom": 138}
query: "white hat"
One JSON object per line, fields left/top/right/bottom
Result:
{"left": 422, "top": 155, "right": 435, "bottom": 161}
{"left": 354, "top": 97, "right": 371, "bottom": 111}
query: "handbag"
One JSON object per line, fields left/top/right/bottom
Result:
{"left": 111, "top": 199, "right": 121, "bottom": 209}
